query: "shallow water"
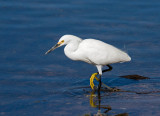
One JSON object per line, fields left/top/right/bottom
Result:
{"left": 0, "top": 0, "right": 160, "bottom": 116}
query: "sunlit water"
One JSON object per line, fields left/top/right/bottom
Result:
{"left": 0, "top": 0, "right": 160, "bottom": 116}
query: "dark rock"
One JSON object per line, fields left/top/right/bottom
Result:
{"left": 120, "top": 75, "right": 150, "bottom": 80}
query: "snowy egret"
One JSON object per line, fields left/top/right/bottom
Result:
{"left": 45, "top": 35, "right": 131, "bottom": 90}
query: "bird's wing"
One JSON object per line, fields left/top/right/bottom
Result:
{"left": 77, "top": 39, "right": 130, "bottom": 65}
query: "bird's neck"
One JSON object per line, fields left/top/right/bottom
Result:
{"left": 64, "top": 40, "right": 81, "bottom": 61}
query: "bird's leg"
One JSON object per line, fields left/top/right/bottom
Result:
{"left": 100, "top": 65, "right": 120, "bottom": 92}
{"left": 98, "top": 75, "right": 102, "bottom": 92}
{"left": 95, "top": 65, "right": 112, "bottom": 81}
{"left": 90, "top": 65, "right": 120, "bottom": 91}
{"left": 90, "top": 65, "right": 102, "bottom": 90}
{"left": 90, "top": 65, "right": 111, "bottom": 90}
{"left": 95, "top": 65, "right": 112, "bottom": 90}
{"left": 102, "top": 65, "right": 112, "bottom": 73}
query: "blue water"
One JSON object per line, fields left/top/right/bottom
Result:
{"left": 0, "top": 0, "right": 160, "bottom": 116}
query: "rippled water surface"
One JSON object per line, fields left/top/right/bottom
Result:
{"left": 0, "top": 0, "right": 160, "bottom": 116}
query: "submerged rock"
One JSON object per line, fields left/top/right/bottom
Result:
{"left": 120, "top": 75, "right": 150, "bottom": 80}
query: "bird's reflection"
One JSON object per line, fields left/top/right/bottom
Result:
{"left": 83, "top": 74, "right": 160, "bottom": 116}
{"left": 85, "top": 90, "right": 128, "bottom": 116}
{"left": 89, "top": 90, "right": 111, "bottom": 116}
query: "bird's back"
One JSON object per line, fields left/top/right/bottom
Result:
{"left": 76, "top": 39, "right": 131, "bottom": 65}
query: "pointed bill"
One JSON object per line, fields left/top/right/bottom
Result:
{"left": 45, "top": 44, "right": 60, "bottom": 55}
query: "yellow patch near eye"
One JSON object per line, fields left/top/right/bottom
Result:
{"left": 58, "top": 40, "right": 64, "bottom": 44}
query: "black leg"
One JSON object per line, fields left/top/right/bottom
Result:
{"left": 102, "top": 65, "right": 121, "bottom": 92}
{"left": 90, "top": 65, "right": 113, "bottom": 91}
{"left": 102, "top": 65, "right": 113, "bottom": 73}
{"left": 96, "top": 65, "right": 112, "bottom": 75}
{"left": 97, "top": 65, "right": 119, "bottom": 92}
{"left": 98, "top": 75, "right": 102, "bottom": 91}
{"left": 97, "top": 65, "right": 112, "bottom": 91}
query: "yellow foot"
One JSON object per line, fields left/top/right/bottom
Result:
{"left": 90, "top": 73, "right": 99, "bottom": 90}
{"left": 90, "top": 72, "right": 116, "bottom": 91}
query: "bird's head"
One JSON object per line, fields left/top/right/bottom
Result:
{"left": 45, "top": 35, "right": 79, "bottom": 55}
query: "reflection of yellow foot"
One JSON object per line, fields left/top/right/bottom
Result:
{"left": 90, "top": 73, "right": 99, "bottom": 90}
{"left": 90, "top": 92, "right": 97, "bottom": 107}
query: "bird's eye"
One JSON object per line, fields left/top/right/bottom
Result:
{"left": 61, "top": 40, "right": 64, "bottom": 43}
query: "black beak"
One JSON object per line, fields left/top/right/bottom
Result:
{"left": 45, "top": 44, "right": 60, "bottom": 55}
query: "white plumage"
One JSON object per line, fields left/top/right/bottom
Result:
{"left": 45, "top": 34, "right": 131, "bottom": 89}
{"left": 57, "top": 35, "right": 130, "bottom": 74}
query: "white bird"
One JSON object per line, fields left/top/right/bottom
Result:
{"left": 45, "top": 35, "right": 131, "bottom": 91}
